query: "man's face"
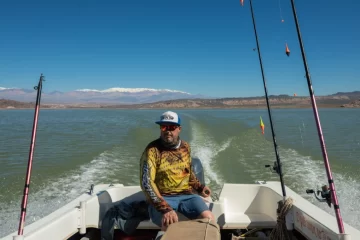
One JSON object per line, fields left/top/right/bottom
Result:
{"left": 160, "top": 124, "right": 181, "bottom": 145}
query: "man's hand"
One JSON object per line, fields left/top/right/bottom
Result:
{"left": 200, "top": 186, "right": 211, "bottom": 198}
{"left": 162, "top": 210, "right": 178, "bottom": 230}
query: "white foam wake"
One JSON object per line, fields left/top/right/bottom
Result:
{"left": 236, "top": 140, "right": 360, "bottom": 230}
{"left": 279, "top": 148, "right": 360, "bottom": 230}
{"left": 189, "top": 120, "right": 232, "bottom": 186}
{"left": 0, "top": 148, "right": 135, "bottom": 238}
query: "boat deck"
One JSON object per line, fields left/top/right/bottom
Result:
{"left": 3, "top": 182, "right": 359, "bottom": 240}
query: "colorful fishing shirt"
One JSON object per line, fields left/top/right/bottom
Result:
{"left": 140, "top": 138, "right": 204, "bottom": 213}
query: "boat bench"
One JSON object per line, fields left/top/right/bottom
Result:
{"left": 132, "top": 197, "right": 214, "bottom": 229}
{"left": 98, "top": 184, "right": 278, "bottom": 231}
{"left": 136, "top": 198, "right": 276, "bottom": 230}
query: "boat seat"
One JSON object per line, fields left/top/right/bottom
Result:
{"left": 132, "top": 197, "right": 276, "bottom": 230}
{"left": 160, "top": 218, "right": 220, "bottom": 240}
{"left": 136, "top": 196, "right": 213, "bottom": 230}
{"left": 136, "top": 210, "right": 205, "bottom": 229}
{"left": 223, "top": 213, "right": 276, "bottom": 229}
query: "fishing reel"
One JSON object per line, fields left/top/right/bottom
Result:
{"left": 34, "top": 73, "right": 45, "bottom": 90}
{"left": 306, "top": 185, "right": 332, "bottom": 208}
{"left": 265, "top": 161, "right": 281, "bottom": 175}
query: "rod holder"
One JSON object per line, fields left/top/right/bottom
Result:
{"left": 339, "top": 234, "right": 351, "bottom": 240}
{"left": 13, "top": 236, "right": 24, "bottom": 240}
{"left": 79, "top": 201, "right": 86, "bottom": 234}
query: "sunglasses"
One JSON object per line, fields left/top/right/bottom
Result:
{"left": 160, "top": 125, "right": 179, "bottom": 132}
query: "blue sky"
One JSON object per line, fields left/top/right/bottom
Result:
{"left": 0, "top": 0, "right": 359, "bottom": 97}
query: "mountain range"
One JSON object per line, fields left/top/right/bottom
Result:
{"left": 1, "top": 87, "right": 360, "bottom": 105}
{"left": 0, "top": 87, "right": 206, "bottom": 104}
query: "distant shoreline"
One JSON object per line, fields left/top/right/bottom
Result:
{"left": 1, "top": 97, "right": 359, "bottom": 110}
{"left": 0, "top": 104, "right": 355, "bottom": 110}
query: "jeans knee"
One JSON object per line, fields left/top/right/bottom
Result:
{"left": 199, "top": 210, "right": 215, "bottom": 221}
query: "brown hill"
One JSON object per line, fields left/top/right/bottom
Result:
{"left": 341, "top": 99, "right": 360, "bottom": 108}
{"left": 102, "top": 95, "right": 353, "bottom": 109}
{"left": 0, "top": 99, "right": 37, "bottom": 109}
{"left": 0, "top": 95, "right": 358, "bottom": 109}
{"left": 0, "top": 99, "right": 64, "bottom": 109}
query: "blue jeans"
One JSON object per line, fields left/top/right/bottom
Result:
{"left": 149, "top": 194, "right": 209, "bottom": 227}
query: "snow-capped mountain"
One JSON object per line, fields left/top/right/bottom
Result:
{"left": 75, "top": 87, "right": 189, "bottom": 94}
{"left": 0, "top": 87, "right": 204, "bottom": 104}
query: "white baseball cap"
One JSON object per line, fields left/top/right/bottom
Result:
{"left": 155, "top": 111, "right": 181, "bottom": 125}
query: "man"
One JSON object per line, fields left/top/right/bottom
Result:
{"left": 140, "top": 111, "right": 215, "bottom": 231}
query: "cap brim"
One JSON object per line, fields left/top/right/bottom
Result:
{"left": 155, "top": 121, "right": 180, "bottom": 126}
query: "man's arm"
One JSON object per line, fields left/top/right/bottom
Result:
{"left": 189, "top": 170, "right": 205, "bottom": 193}
{"left": 140, "top": 147, "right": 173, "bottom": 213}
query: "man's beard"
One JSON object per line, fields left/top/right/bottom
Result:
{"left": 161, "top": 135, "right": 180, "bottom": 149}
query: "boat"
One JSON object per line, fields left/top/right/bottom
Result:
{"left": 3, "top": 1, "right": 359, "bottom": 239}
{"left": 2, "top": 158, "right": 360, "bottom": 240}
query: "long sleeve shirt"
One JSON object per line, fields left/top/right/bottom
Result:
{"left": 139, "top": 138, "right": 204, "bottom": 214}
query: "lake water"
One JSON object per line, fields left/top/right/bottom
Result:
{"left": 0, "top": 108, "right": 359, "bottom": 236}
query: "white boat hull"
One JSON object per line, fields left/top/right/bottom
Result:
{"left": 2, "top": 181, "right": 359, "bottom": 240}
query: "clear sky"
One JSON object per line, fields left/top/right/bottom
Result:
{"left": 0, "top": 0, "right": 359, "bottom": 97}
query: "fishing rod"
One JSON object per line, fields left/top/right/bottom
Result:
{"left": 17, "top": 73, "right": 45, "bottom": 236}
{"left": 248, "top": 0, "right": 287, "bottom": 198}
{"left": 288, "top": 0, "right": 345, "bottom": 233}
